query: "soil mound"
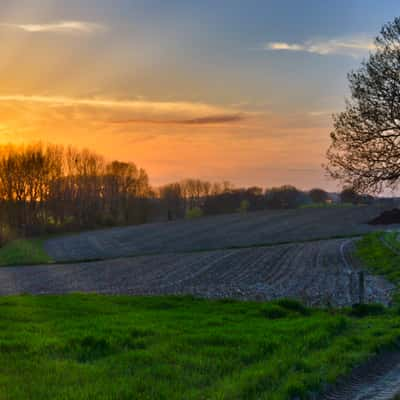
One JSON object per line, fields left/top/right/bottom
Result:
{"left": 369, "top": 208, "right": 400, "bottom": 225}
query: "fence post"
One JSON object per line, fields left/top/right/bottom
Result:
{"left": 349, "top": 272, "right": 353, "bottom": 305}
{"left": 358, "top": 271, "right": 365, "bottom": 305}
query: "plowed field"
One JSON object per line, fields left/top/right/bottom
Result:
{"left": 45, "top": 205, "right": 389, "bottom": 262}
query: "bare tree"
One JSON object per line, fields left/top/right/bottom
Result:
{"left": 327, "top": 17, "right": 400, "bottom": 192}
{"left": 0, "top": 143, "right": 152, "bottom": 235}
{"left": 159, "top": 183, "right": 184, "bottom": 220}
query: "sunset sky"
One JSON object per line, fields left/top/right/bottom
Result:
{"left": 1, "top": 0, "right": 400, "bottom": 189}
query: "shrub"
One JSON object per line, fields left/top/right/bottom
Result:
{"left": 260, "top": 305, "right": 289, "bottom": 319}
{"left": 238, "top": 200, "right": 250, "bottom": 214}
{"left": 349, "top": 303, "right": 386, "bottom": 317}
{"left": 185, "top": 207, "right": 203, "bottom": 219}
{"left": 276, "top": 298, "right": 311, "bottom": 316}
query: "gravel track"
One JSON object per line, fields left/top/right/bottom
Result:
{"left": 44, "top": 205, "right": 390, "bottom": 262}
{"left": 1, "top": 238, "right": 394, "bottom": 306}
{"left": 321, "top": 352, "right": 400, "bottom": 400}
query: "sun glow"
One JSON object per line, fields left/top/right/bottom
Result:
{"left": 0, "top": 1, "right": 341, "bottom": 190}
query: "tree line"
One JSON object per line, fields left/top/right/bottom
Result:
{"left": 0, "top": 143, "right": 371, "bottom": 241}
{"left": 159, "top": 181, "right": 371, "bottom": 219}
{"left": 0, "top": 143, "right": 151, "bottom": 238}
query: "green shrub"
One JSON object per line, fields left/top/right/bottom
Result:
{"left": 185, "top": 207, "right": 203, "bottom": 219}
{"left": 238, "top": 200, "right": 250, "bottom": 214}
{"left": 349, "top": 303, "right": 386, "bottom": 317}
{"left": 276, "top": 298, "right": 311, "bottom": 316}
{"left": 260, "top": 305, "right": 289, "bottom": 319}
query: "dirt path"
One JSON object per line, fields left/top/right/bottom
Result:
{"left": 319, "top": 239, "right": 400, "bottom": 400}
{"left": 321, "top": 352, "right": 400, "bottom": 400}
{"left": 1, "top": 238, "right": 394, "bottom": 306}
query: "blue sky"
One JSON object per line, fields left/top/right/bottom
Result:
{"left": 0, "top": 1, "right": 399, "bottom": 189}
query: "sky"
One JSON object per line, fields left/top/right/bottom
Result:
{"left": 0, "top": 0, "right": 400, "bottom": 190}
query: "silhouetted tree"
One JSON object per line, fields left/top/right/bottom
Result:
{"left": 309, "top": 188, "right": 328, "bottom": 204}
{"left": 340, "top": 187, "right": 360, "bottom": 204}
{"left": 203, "top": 190, "right": 241, "bottom": 215}
{"left": 327, "top": 17, "right": 400, "bottom": 192}
{"left": 0, "top": 143, "right": 152, "bottom": 235}
{"left": 159, "top": 183, "right": 184, "bottom": 220}
{"left": 265, "top": 185, "right": 302, "bottom": 209}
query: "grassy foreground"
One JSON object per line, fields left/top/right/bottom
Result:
{"left": 1, "top": 295, "right": 400, "bottom": 400}
{"left": 0, "top": 239, "right": 52, "bottom": 266}
{"left": 356, "top": 232, "right": 400, "bottom": 295}
{"left": 0, "top": 232, "right": 399, "bottom": 399}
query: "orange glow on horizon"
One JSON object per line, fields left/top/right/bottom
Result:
{"left": 0, "top": 1, "right": 340, "bottom": 191}
{"left": 0, "top": 95, "right": 333, "bottom": 189}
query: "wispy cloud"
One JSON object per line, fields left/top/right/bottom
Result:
{"left": 110, "top": 114, "right": 244, "bottom": 126}
{"left": 1, "top": 20, "right": 105, "bottom": 34}
{"left": 0, "top": 95, "right": 244, "bottom": 124}
{"left": 264, "top": 36, "right": 375, "bottom": 57}
{"left": 308, "top": 110, "right": 333, "bottom": 117}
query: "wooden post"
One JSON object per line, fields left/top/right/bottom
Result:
{"left": 358, "top": 271, "right": 365, "bottom": 305}
{"left": 349, "top": 272, "right": 353, "bottom": 305}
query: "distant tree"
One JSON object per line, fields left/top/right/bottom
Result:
{"left": 180, "top": 178, "right": 213, "bottom": 209}
{"left": 309, "top": 188, "right": 328, "bottom": 204}
{"left": 222, "top": 181, "right": 234, "bottom": 193}
{"left": 159, "top": 183, "right": 184, "bottom": 220}
{"left": 327, "top": 17, "right": 400, "bottom": 193}
{"left": 203, "top": 190, "right": 241, "bottom": 215}
{"left": 359, "top": 194, "right": 375, "bottom": 204}
{"left": 245, "top": 186, "right": 265, "bottom": 210}
{"left": 265, "top": 185, "right": 302, "bottom": 209}
{"left": 246, "top": 186, "right": 263, "bottom": 196}
{"left": 340, "top": 187, "right": 360, "bottom": 204}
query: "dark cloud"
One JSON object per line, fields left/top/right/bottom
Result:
{"left": 109, "top": 113, "right": 244, "bottom": 125}
{"left": 180, "top": 114, "right": 244, "bottom": 124}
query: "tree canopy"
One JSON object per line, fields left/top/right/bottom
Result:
{"left": 309, "top": 188, "right": 328, "bottom": 204}
{"left": 327, "top": 17, "right": 400, "bottom": 192}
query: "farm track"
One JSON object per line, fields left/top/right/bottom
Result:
{"left": 321, "top": 351, "right": 400, "bottom": 400}
{"left": 44, "top": 205, "right": 391, "bottom": 262}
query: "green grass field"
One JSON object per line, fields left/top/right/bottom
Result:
{"left": 0, "top": 239, "right": 52, "bottom": 266}
{"left": 0, "top": 295, "right": 400, "bottom": 400}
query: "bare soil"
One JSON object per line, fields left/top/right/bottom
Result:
{"left": 369, "top": 208, "right": 400, "bottom": 225}
{"left": 2, "top": 238, "right": 394, "bottom": 307}
{"left": 45, "top": 205, "right": 392, "bottom": 262}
